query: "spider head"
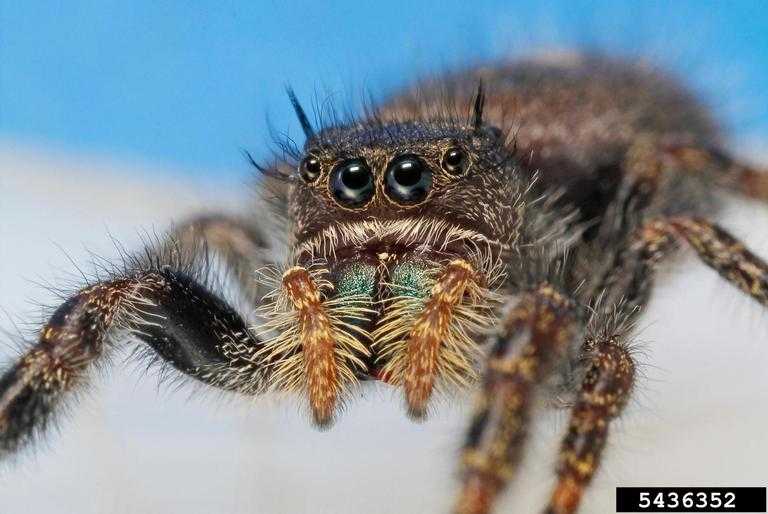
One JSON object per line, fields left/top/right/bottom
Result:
{"left": 257, "top": 92, "right": 523, "bottom": 424}
{"left": 287, "top": 116, "right": 517, "bottom": 346}
{"left": 289, "top": 119, "right": 520, "bottom": 252}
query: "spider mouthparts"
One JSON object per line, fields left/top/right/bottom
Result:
{"left": 367, "top": 366, "right": 392, "bottom": 383}
{"left": 281, "top": 266, "right": 342, "bottom": 427}
{"left": 266, "top": 219, "right": 504, "bottom": 423}
{"left": 311, "top": 405, "right": 336, "bottom": 428}
{"left": 402, "top": 259, "right": 482, "bottom": 418}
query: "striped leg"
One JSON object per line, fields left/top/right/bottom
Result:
{"left": 593, "top": 215, "right": 768, "bottom": 319}
{"left": 543, "top": 337, "right": 635, "bottom": 514}
{"left": 584, "top": 138, "right": 767, "bottom": 310}
{"left": 0, "top": 259, "right": 266, "bottom": 460}
{"left": 637, "top": 217, "right": 768, "bottom": 306}
{"left": 454, "top": 284, "right": 581, "bottom": 514}
{"left": 540, "top": 216, "right": 768, "bottom": 513}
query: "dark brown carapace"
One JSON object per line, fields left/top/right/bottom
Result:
{"left": 2, "top": 52, "right": 768, "bottom": 514}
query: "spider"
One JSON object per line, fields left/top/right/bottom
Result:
{"left": 1, "top": 52, "right": 767, "bottom": 514}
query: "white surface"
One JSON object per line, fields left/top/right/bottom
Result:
{"left": 1, "top": 144, "right": 767, "bottom": 514}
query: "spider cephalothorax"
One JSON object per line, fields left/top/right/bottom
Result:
{"left": 256, "top": 92, "right": 520, "bottom": 424}
{"left": 2, "top": 53, "right": 768, "bottom": 514}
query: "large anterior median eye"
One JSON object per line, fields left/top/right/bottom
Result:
{"left": 384, "top": 154, "right": 432, "bottom": 205}
{"left": 330, "top": 158, "right": 374, "bottom": 207}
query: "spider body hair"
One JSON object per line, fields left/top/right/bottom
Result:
{"left": 3, "top": 51, "right": 768, "bottom": 514}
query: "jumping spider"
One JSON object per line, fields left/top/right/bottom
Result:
{"left": 2, "top": 52, "right": 768, "bottom": 514}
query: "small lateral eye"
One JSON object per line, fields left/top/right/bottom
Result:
{"left": 299, "top": 155, "right": 322, "bottom": 182}
{"left": 442, "top": 146, "right": 468, "bottom": 175}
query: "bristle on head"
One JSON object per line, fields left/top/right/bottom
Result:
{"left": 286, "top": 87, "right": 315, "bottom": 140}
{"left": 471, "top": 81, "right": 485, "bottom": 131}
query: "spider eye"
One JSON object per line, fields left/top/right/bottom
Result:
{"left": 299, "top": 155, "right": 322, "bottom": 182}
{"left": 385, "top": 154, "right": 432, "bottom": 205}
{"left": 442, "top": 146, "right": 468, "bottom": 175}
{"left": 330, "top": 158, "right": 374, "bottom": 207}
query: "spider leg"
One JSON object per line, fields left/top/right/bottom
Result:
{"left": 170, "top": 213, "right": 274, "bottom": 303}
{"left": 633, "top": 216, "right": 768, "bottom": 305}
{"left": 658, "top": 143, "right": 768, "bottom": 202}
{"left": 541, "top": 215, "right": 767, "bottom": 513}
{"left": 543, "top": 335, "right": 635, "bottom": 514}
{"left": 0, "top": 255, "right": 268, "bottom": 460}
{"left": 582, "top": 136, "right": 768, "bottom": 310}
{"left": 726, "top": 162, "right": 768, "bottom": 201}
{"left": 454, "top": 284, "right": 581, "bottom": 514}
{"left": 580, "top": 135, "right": 672, "bottom": 305}
{"left": 546, "top": 151, "right": 768, "bottom": 513}
{"left": 615, "top": 137, "right": 768, "bottom": 202}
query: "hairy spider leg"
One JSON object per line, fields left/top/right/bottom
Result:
{"left": 542, "top": 215, "right": 768, "bottom": 514}
{"left": 455, "top": 284, "right": 580, "bottom": 514}
{"left": 0, "top": 266, "right": 265, "bottom": 459}
{"left": 659, "top": 144, "right": 768, "bottom": 202}
{"left": 583, "top": 136, "right": 740, "bottom": 310}
{"left": 638, "top": 217, "right": 768, "bottom": 305}
{"left": 611, "top": 138, "right": 768, "bottom": 203}
{"left": 543, "top": 336, "right": 635, "bottom": 514}
{"left": 170, "top": 213, "right": 275, "bottom": 305}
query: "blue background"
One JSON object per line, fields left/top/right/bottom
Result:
{"left": 2, "top": 0, "right": 767, "bottom": 181}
